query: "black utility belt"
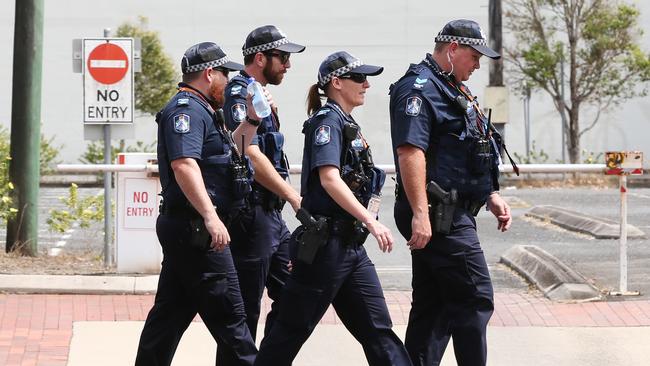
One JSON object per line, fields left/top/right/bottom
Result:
{"left": 314, "top": 216, "right": 370, "bottom": 245}
{"left": 455, "top": 198, "right": 484, "bottom": 216}
{"left": 159, "top": 201, "right": 200, "bottom": 218}
{"left": 250, "top": 188, "right": 286, "bottom": 211}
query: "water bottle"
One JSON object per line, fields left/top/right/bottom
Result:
{"left": 246, "top": 77, "right": 271, "bottom": 118}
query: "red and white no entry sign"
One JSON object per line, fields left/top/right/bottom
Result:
{"left": 87, "top": 42, "right": 129, "bottom": 85}
{"left": 83, "top": 38, "right": 133, "bottom": 123}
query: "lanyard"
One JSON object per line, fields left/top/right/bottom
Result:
{"left": 423, "top": 57, "right": 486, "bottom": 135}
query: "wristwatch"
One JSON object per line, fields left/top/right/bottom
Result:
{"left": 245, "top": 116, "right": 261, "bottom": 126}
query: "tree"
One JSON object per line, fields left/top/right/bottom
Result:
{"left": 116, "top": 16, "right": 178, "bottom": 115}
{"left": 504, "top": 0, "right": 650, "bottom": 163}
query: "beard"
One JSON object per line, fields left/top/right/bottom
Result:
{"left": 208, "top": 80, "right": 226, "bottom": 108}
{"left": 262, "top": 62, "right": 284, "bottom": 85}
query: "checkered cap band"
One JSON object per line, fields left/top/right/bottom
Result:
{"left": 435, "top": 34, "right": 487, "bottom": 46}
{"left": 318, "top": 59, "right": 363, "bottom": 87}
{"left": 184, "top": 56, "right": 231, "bottom": 73}
{"left": 242, "top": 38, "right": 289, "bottom": 56}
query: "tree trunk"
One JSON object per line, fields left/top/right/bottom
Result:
{"left": 568, "top": 106, "right": 580, "bottom": 163}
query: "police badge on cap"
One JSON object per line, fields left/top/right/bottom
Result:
{"left": 434, "top": 19, "right": 500, "bottom": 60}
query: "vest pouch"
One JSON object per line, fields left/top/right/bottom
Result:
{"left": 469, "top": 137, "right": 493, "bottom": 176}
{"left": 263, "top": 132, "right": 286, "bottom": 172}
{"left": 341, "top": 165, "right": 368, "bottom": 193}
{"left": 231, "top": 156, "right": 252, "bottom": 200}
{"left": 201, "top": 153, "right": 234, "bottom": 207}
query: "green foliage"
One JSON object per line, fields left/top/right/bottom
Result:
{"left": 47, "top": 183, "right": 104, "bottom": 233}
{"left": 0, "top": 126, "right": 61, "bottom": 224}
{"left": 116, "top": 16, "right": 178, "bottom": 115}
{"left": 40, "top": 133, "right": 62, "bottom": 175}
{"left": 513, "top": 141, "right": 550, "bottom": 164}
{"left": 0, "top": 128, "right": 17, "bottom": 223}
{"left": 581, "top": 150, "right": 603, "bottom": 164}
{"left": 505, "top": 0, "right": 650, "bottom": 162}
{"left": 79, "top": 139, "right": 156, "bottom": 164}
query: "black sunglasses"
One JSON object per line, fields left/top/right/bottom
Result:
{"left": 211, "top": 67, "right": 230, "bottom": 78}
{"left": 264, "top": 51, "right": 291, "bottom": 65}
{"left": 338, "top": 73, "right": 367, "bottom": 83}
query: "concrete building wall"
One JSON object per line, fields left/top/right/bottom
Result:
{"left": 0, "top": 0, "right": 648, "bottom": 165}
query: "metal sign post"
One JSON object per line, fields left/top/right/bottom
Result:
{"left": 605, "top": 151, "right": 643, "bottom": 296}
{"left": 72, "top": 27, "right": 140, "bottom": 268}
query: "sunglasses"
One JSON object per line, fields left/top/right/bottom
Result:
{"left": 211, "top": 67, "right": 230, "bottom": 78}
{"left": 337, "top": 73, "right": 367, "bottom": 83}
{"left": 264, "top": 51, "right": 291, "bottom": 65}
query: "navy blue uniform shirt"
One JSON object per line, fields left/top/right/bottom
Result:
{"left": 390, "top": 54, "right": 499, "bottom": 202}
{"left": 300, "top": 100, "right": 370, "bottom": 220}
{"left": 223, "top": 71, "right": 288, "bottom": 180}
{"left": 157, "top": 87, "right": 236, "bottom": 211}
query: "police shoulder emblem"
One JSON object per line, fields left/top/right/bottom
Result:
{"left": 406, "top": 96, "right": 423, "bottom": 116}
{"left": 173, "top": 114, "right": 191, "bottom": 133}
{"left": 413, "top": 77, "right": 428, "bottom": 89}
{"left": 176, "top": 98, "right": 190, "bottom": 106}
{"left": 231, "top": 85, "right": 242, "bottom": 96}
{"left": 315, "top": 108, "right": 331, "bottom": 117}
{"left": 314, "top": 125, "right": 331, "bottom": 146}
{"left": 231, "top": 103, "right": 247, "bottom": 123}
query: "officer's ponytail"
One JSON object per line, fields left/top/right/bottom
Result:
{"left": 306, "top": 83, "right": 326, "bottom": 116}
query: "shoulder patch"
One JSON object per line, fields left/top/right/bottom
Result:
{"left": 173, "top": 114, "right": 191, "bottom": 133}
{"left": 315, "top": 108, "right": 331, "bottom": 117}
{"left": 231, "top": 85, "right": 243, "bottom": 96}
{"left": 413, "top": 77, "right": 428, "bottom": 89}
{"left": 314, "top": 125, "right": 331, "bottom": 146}
{"left": 231, "top": 103, "right": 247, "bottom": 123}
{"left": 406, "top": 96, "right": 422, "bottom": 116}
{"left": 177, "top": 98, "right": 190, "bottom": 106}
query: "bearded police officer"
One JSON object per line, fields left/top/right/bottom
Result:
{"left": 217, "top": 25, "right": 305, "bottom": 365}
{"left": 389, "top": 20, "right": 513, "bottom": 366}
{"left": 135, "top": 42, "right": 264, "bottom": 366}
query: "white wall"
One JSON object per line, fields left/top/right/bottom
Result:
{"left": 0, "top": 0, "right": 648, "bottom": 165}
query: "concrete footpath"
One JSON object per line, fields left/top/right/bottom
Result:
{"left": 2, "top": 275, "right": 650, "bottom": 366}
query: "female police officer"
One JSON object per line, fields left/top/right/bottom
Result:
{"left": 254, "top": 51, "right": 412, "bottom": 366}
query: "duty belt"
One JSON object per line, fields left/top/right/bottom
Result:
{"left": 313, "top": 216, "right": 369, "bottom": 246}
{"left": 456, "top": 198, "right": 484, "bottom": 216}
{"left": 396, "top": 183, "right": 484, "bottom": 217}
{"left": 159, "top": 200, "right": 200, "bottom": 217}
{"left": 250, "top": 187, "right": 286, "bottom": 211}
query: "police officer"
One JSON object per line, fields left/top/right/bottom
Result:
{"left": 134, "top": 42, "right": 265, "bottom": 366}
{"left": 389, "top": 20, "right": 513, "bottom": 366}
{"left": 218, "top": 26, "right": 305, "bottom": 364}
{"left": 254, "top": 51, "right": 412, "bottom": 366}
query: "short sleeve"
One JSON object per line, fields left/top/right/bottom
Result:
{"left": 162, "top": 104, "right": 208, "bottom": 161}
{"left": 390, "top": 79, "right": 433, "bottom": 152}
{"left": 309, "top": 114, "right": 343, "bottom": 170}
{"left": 223, "top": 81, "right": 260, "bottom": 146}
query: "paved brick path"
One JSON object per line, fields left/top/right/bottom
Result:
{"left": 1, "top": 292, "right": 650, "bottom": 366}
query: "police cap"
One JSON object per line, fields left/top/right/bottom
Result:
{"left": 181, "top": 42, "right": 244, "bottom": 74}
{"left": 242, "top": 25, "right": 306, "bottom": 56}
{"left": 435, "top": 19, "right": 500, "bottom": 59}
{"left": 317, "top": 51, "right": 383, "bottom": 88}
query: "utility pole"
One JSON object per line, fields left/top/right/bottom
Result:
{"left": 488, "top": 0, "right": 503, "bottom": 86}
{"left": 486, "top": 0, "right": 508, "bottom": 153}
{"left": 6, "top": 0, "right": 44, "bottom": 255}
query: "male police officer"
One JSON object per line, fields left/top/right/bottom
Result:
{"left": 218, "top": 25, "right": 305, "bottom": 364}
{"left": 134, "top": 42, "right": 264, "bottom": 366}
{"left": 389, "top": 20, "right": 513, "bottom": 366}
